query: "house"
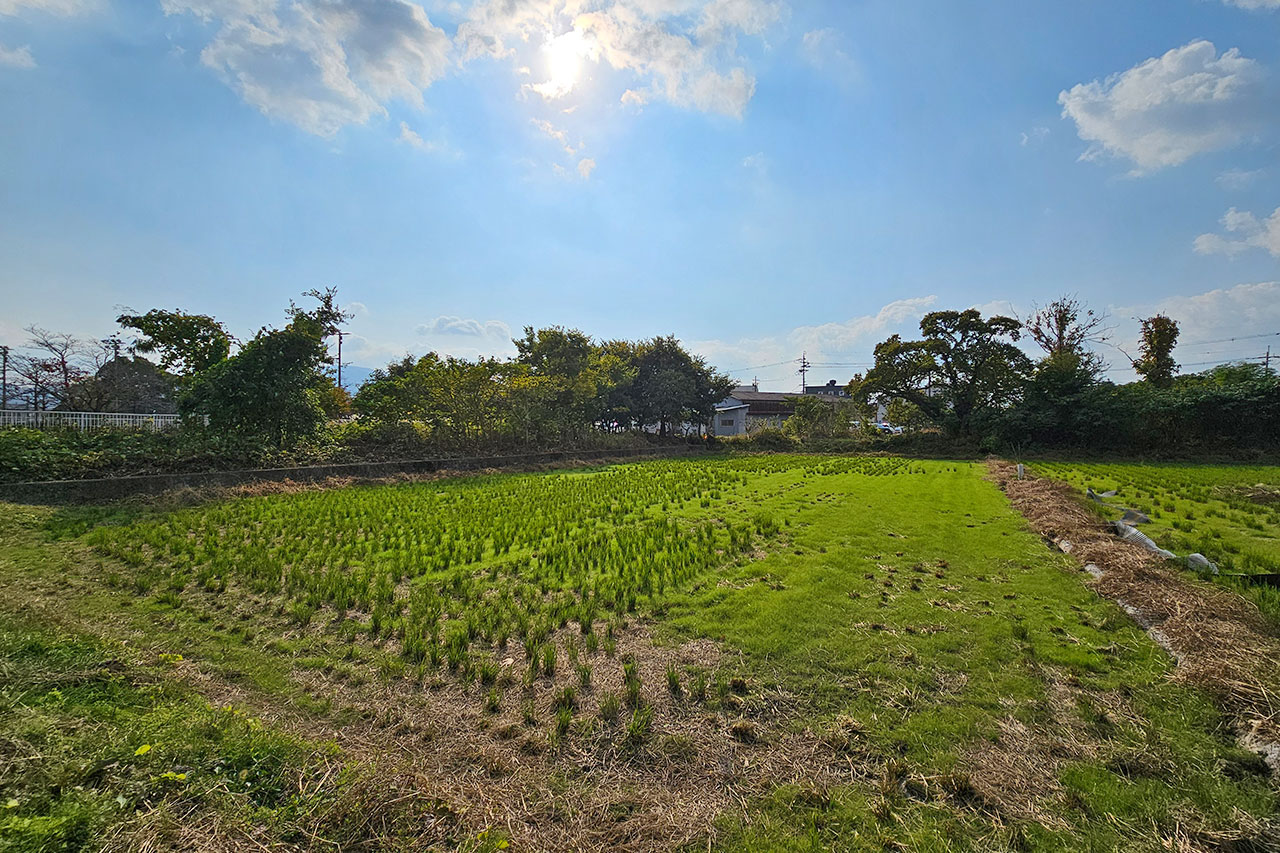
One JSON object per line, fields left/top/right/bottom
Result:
{"left": 712, "top": 383, "right": 801, "bottom": 436}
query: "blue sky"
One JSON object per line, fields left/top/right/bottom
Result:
{"left": 2, "top": 0, "right": 1278, "bottom": 390}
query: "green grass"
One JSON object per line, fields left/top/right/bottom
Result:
{"left": 0, "top": 614, "right": 497, "bottom": 853}
{"left": 1, "top": 455, "right": 1276, "bottom": 850}
{"left": 1033, "top": 461, "right": 1280, "bottom": 620}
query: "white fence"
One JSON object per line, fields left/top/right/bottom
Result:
{"left": 0, "top": 410, "right": 196, "bottom": 432}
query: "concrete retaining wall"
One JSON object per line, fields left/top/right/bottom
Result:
{"left": 0, "top": 445, "right": 706, "bottom": 505}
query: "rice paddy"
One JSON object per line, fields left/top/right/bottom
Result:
{"left": 1033, "top": 461, "right": 1280, "bottom": 618}
{"left": 2, "top": 455, "right": 1278, "bottom": 851}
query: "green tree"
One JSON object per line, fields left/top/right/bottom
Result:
{"left": 116, "top": 309, "right": 232, "bottom": 375}
{"left": 782, "top": 395, "right": 847, "bottom": 439}
{"left": 632, "top": 336, "right": 732, "bottom": 436}
{"left": 851, "top": 310, "right": 1031, "bottom": 436}
{"left": 1134, "top": 314, "right": 1180, "bottom": 388}
{"left": 179, "top": 303, "right": 331, "bottom": 448}
{"left": 884, "top": 398, "right": 927, "bottom": 431}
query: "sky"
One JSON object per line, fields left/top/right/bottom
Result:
{"left": 1, "top": 0, "right": 1278, "bottom": 391}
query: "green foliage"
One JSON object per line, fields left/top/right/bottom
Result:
{"left": 1135, "top": 314, "right": 1180, "bottom": 388}
{"left": 852, "top": 309, "right": 1031, "bottom": 436}
{"left": 781, "top": 395, "right": 849, "bottom": 440}
{"left": 993, "top": 363, "right": 1280, "bottom": 452}
{"left": 180, "top": 313, "right": 330, "bottom": 448}
{"left": 116, "top": 309, "right": 232, "bottom": 375}
{"left": 353, "top": 329, "right": 730, "bottom": 447}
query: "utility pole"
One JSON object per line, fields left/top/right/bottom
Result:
{"left": 798, "top": 352, "right": 811, "bottom": 393}
{"left": 335, "top": 330, "right": 347, "bottom": 392}
{"left": 0, "top": 345, "right": 8, "bottom": 411}
{"left": 1266, "top": 346, "right": 1273, "bottom": 374}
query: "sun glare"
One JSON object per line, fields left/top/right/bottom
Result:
{"left": 537, "top": 28, "right": 590, "bottom": 99}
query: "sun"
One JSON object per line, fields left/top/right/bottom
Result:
{"left": 537, "top": 28, "right": 590, "bottom": 99}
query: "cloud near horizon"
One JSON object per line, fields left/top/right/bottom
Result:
{"left": 692, "top": 296, "right": 938, "bottom": 390}
{"left": 1110, "top": 281, "right": 1280, "bottom": 376}
{"left": 415, "top": 315, "right": 512, "bottom": 338}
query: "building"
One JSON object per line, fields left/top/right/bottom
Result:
{"left": 712, "top": 383, "right": 802, "bottom": 436}
{"left": 803, "top": 379, "right": 849, "bottom": 398}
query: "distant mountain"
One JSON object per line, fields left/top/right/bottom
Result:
{"left": 338, "top": 365, "right": 376, "bottom": 394}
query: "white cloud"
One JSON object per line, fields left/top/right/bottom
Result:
{"left": 1194, "top": 207, "right": 1280, "bottom": 257}
{"left": 398, "top": 120, "right": 427, "bottom": 146}
{"left": 1109, "top": 282, "right": 1280, "bottom": 377}
{"left": 0, "top": 0, "right": 96, "bottom": 15}
{"left": 1019, "top": 126, "right": 1049, "bottom": 146}
{"left": 0, "top": 0, "right": 96, "bottom": 66}
{"left": 800, "top": 27, "right": 857, "bottom": 82}
{"left": 459, "top": 0, "right": 780, "bottom": 119}
{"left": 344, "top": 300, "right": 369, "bottom": 317}
{"left": 1058, "top": 40, "right": 1268, "bottom": 173}
{"left": 163, "top": 0, "right": 450, "bottom": 137}
{"left": 0, "top": 42, "right": 35, "bottom": 67}
{"left": 741, "top": 151, "right": 766, "bottom": 174}
{"left": 416, "top": 315, "right": 512, "bottom": 338}
{"left": 1221, "top": 0, "right": 1280, "bottom": 8}
{"left": 691, "top": 296, "right": 938, "bottom": 389}
{"left": 531, "top": 117, "right": 571, "bottom": 147}
{"left": 1216, "top": 168, "right": 1264, "bottom": 189}
{"left": 576, "top": 156, "right": 595, "bottom": 178}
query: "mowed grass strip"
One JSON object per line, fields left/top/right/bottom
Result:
{"left": 1, "top": 456, "right": 1275, "bottom": 851}
{"left": 663, "top": 462, "right": 1277, "bottom": 850}
{"left": 1034, "top": 461, "right": 1280, "bottom": 620}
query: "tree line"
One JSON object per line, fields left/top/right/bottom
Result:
{"left": 2, "top": 289, "right": 732, "bottom": 453}
{"left": 837, "top": 298, "right": 1279, "bottom": 452}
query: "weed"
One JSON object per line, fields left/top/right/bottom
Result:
{"left": 598, "top": 692, "right": 620, "bottom": 723}
{"left": 623, "top": 705, "right": 653, "bottom": 748}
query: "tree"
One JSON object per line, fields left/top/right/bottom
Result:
{"left": 1025, "top": 297, "right": 1108, "bottom": 361}
{"left": 180, "top": 300, "right": 332, "bottom": 448}
{"left": 782, "top": 395, "right": 847, "bottom": 439}
{"left": 632, "top": 336, "right": 732, "bottom": 436}
{"left": 25, "top": 325, "right": 88, "bottom": 406}
{"left": 851, "top": 310, "right": 1031, "bottom": 436}
{"left": 63, "top": 357, "right": 178, "bottom": 413}
{"left": 117, "top": 309, "right": 232, "bottom": 375}
{"left": 10, "top": 353, "right": 62, "bottom": 410}
{"left": 514, "top": 326, "right": 610, "bottom": 442}
{"left": 1134, "top": 314, "right": 1179, "bottom": 388}
{"left": 885, "top": 398, "right": 927, "bottom": 431}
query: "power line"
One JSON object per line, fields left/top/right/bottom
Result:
{"left": 722, "top": 359, "right": 796, "bottom": 373}
{"left": 1178, "top": 330, "right": 1280, "bottom": 347}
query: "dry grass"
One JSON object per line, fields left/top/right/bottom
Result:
{"left": 989, "top": 459, "right": 1280, "bottom": 769}
{"left": 96, "top": 601, "right": 876, "bottom": 853}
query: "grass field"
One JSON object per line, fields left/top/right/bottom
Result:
{"left": 2, "top": 455, "right": 1276, "bottom": 851}
{"left": 1033, "top": 462, "right": 1280, "bottom": 619}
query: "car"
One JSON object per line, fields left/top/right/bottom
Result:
{"left": 876, "top": 423, "right": 904, "bottom": 435}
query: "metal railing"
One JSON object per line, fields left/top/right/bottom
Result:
{"left": 0, "top": 410, "right": 195, "bottom": 432}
